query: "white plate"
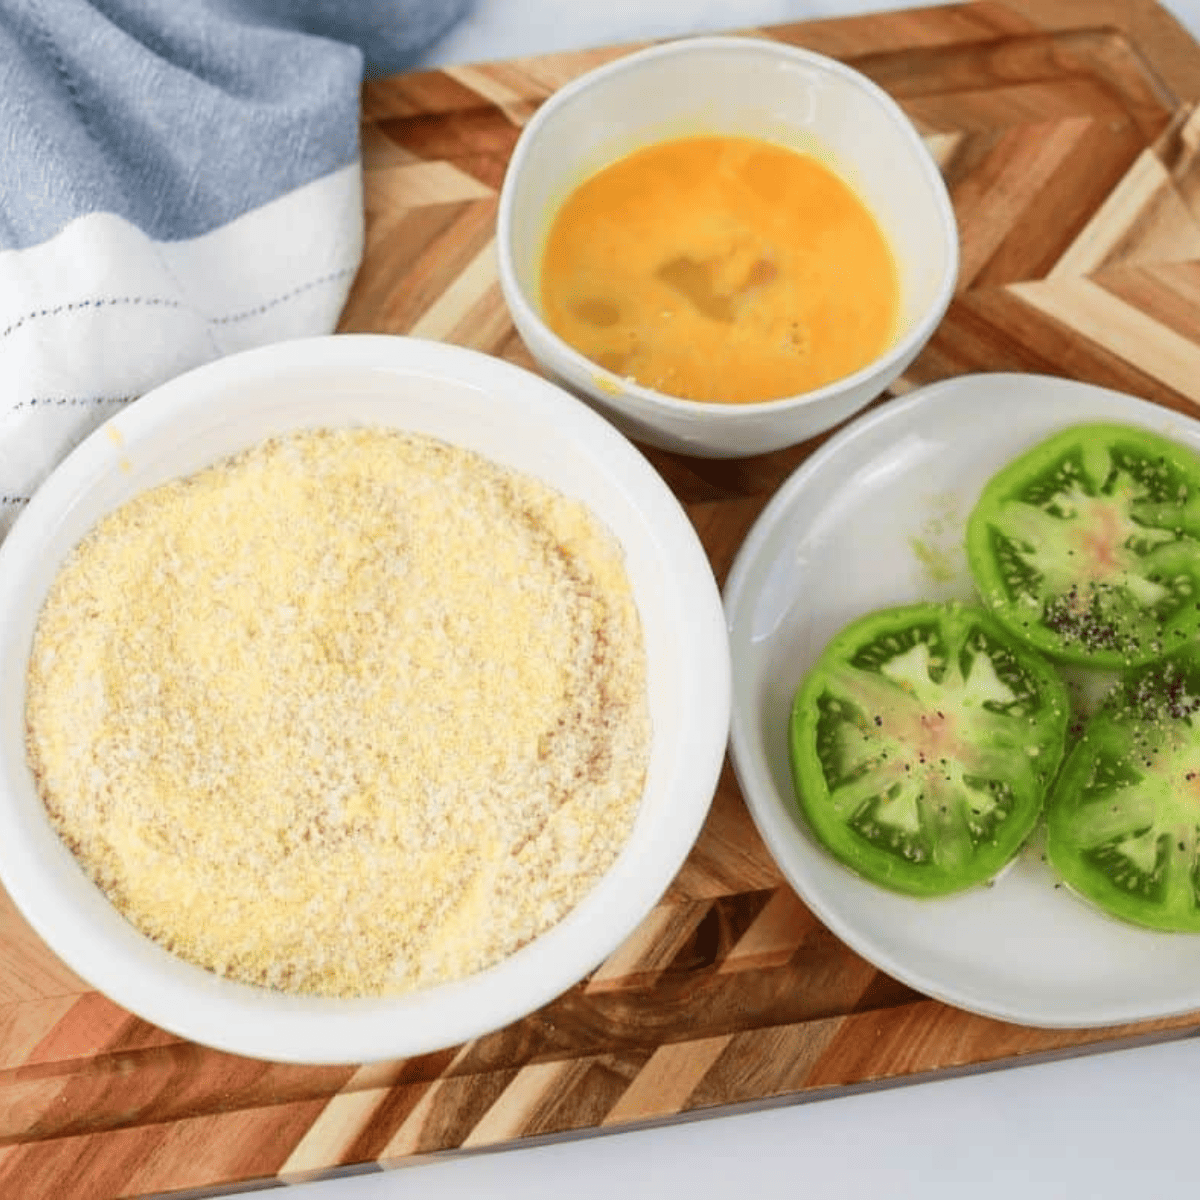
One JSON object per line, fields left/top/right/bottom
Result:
{"left": 725, "top": 372, "right": 1200, "bottom": 1028}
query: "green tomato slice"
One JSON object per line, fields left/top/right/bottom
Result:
{"left": 1046, "top": 648, "right": 1200, "bottom": 932}
{"left": 966, "top": 422, "right": 1200, "bottom": 669}
{"left": 789, "top": 602, "right": 1071, "bottom": 897}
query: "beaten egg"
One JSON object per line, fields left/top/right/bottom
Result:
{"left": 539, "top": 135, "right": 900, "bottom": 405}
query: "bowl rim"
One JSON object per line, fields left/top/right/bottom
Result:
{"left": 0, "top": 333, "right": 732, "bottom": 1063}
{"left": 496, "top": 34, "right": 960, "bottom": 422}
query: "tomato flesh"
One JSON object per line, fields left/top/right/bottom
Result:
{"left": 966, "top": 423, "right": 1200, "bottom": 668}
{"left": 1046, "top": 648, "right": 1200, "bottom": 932}
{"left": 790, "top": 602, "right": 1070, "bottom": 897}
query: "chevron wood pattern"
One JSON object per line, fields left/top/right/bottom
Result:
{"left": 6, "top": 4, "right": 1200, "bottom": 1196}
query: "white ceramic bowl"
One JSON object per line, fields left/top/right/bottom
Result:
{"left": 0, "top": 334, "right": 731, "bottom": 1064}
{"left": 497, "top": 35, "right": 959, "bottom": 459}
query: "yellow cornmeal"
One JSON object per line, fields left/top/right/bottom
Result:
{"left": 25, "top": 428, "right": 649, "bottom": 998}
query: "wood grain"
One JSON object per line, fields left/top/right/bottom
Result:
{"left": 5, "top": 4, "right": 1200, "bottom": 1196}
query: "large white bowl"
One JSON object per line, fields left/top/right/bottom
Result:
{"left": 0, "top": 334, "right": 731, "bottom": 1064}
{"left": 497, "top": 36, "right": 959, "bottom": 459}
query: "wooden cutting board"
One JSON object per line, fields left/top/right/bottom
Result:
{"left": 6, "top": 3, "right": 1200, "bottom": 1195}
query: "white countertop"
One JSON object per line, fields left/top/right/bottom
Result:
{"left": 424, "top": 0, "right": 1200, "bottom": 67}
{"left": 281, "top": 3, "right": 1200, "bottom": 1196}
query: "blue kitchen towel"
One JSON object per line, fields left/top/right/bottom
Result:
{"left": 0, "top": 0, "right": 471, "bottom": 538}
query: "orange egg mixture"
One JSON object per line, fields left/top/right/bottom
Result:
{"left": 539, "top": 135, "right": 900, "bottom": 404}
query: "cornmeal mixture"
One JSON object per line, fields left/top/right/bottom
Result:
{"left": 25, "top": 428, "right": 649, "bottom": 997}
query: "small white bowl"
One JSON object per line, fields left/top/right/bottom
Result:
{"left": 497, "top": 36, "right": 959, "bottom": 459}
{"left": 0, "top": 334, "right": 731, "bottom": 1064}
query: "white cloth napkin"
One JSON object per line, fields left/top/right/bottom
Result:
{"left": 0, "top": 0, "right": 470, "bottom": 540}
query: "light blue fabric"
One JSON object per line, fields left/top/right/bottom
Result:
{"left": 0, "top": 0, "right": 472, "bottom": 250}
{"left": 0, "top": 0, "right": 474, "bottom": 541}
